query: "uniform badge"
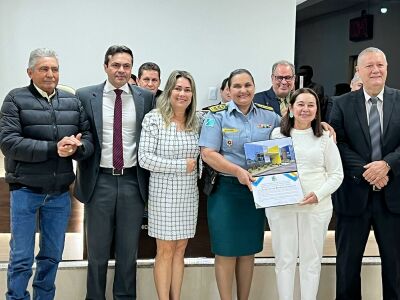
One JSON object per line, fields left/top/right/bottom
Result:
{"left": 205, "top": 118, "right": 216, "bottom": 127}
{"left": 227, "top": 139, "right": 233, "bottom": 147}
{"left": 209, "top": 103, "right": 228, "bottom": 113}
{"left": 254, "top": 103, "right": 274, "bottom": 111}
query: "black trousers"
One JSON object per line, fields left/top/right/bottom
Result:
{"left": 335, "top": 192, "right": 400, "bottom": 300}
{"left": 85, "top": 170, "right": 144, "bottom": 300}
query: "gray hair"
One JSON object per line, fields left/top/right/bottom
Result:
{"left": 271, "top": 60, "right": 295, "bottom": 75}
{"left": 357, "top": 47, "right": 387, "bottom": 65}
{"left": 28, "top": 48, "right": 58, "bottom": 70}
{"left": 350, "top": 72, "right": 361, "bottom": 84}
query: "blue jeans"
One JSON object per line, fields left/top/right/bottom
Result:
{"left": 6, "top": 188, "right": 71, "bottom": 300}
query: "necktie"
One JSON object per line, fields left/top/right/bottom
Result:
{"left": 369, "top": 97, "right": 382, "bottom": 161}
{"left": 113, "top": 89, "right": 124, "bottom": 170}
{"left": 279, "top": 97, "right": 289, "bottom": 116}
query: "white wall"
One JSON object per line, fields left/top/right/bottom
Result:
{"left": 295, "top": 3, "right": 400, "bottom": 96}
{"left": 0, "top": 0, "right": 296, "bottom": 108}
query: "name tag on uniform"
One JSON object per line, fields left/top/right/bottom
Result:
{"left": 222, "top": 128, "right": 239, "bottom": 133}
{"left": 257, "top": 123, "right": 271, "bottom": 128}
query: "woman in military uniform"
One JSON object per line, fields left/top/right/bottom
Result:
{"left": 199, "top": 69, "right": 280, "bottom": 299}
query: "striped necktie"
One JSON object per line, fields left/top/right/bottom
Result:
{"left": 369, "top": 97, "right": 382, "bottom": 161}
{"left": 113, "top": 89, "right": 124, "bottom": 170}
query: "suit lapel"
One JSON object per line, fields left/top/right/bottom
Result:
{"left": 130, "top": 85, "right": 145, "bottom": 142}
{"left": 354, "top": 90, "right": 371, "bottom": 149}
{"left": 90, "top": 83, "right": 105, "bottom": 146}
{"left": 382, "top": 86, "right": 394, "bottom": 138}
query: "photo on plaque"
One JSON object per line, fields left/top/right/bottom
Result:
{"left": 244, "top": 137, "right": 304, "bottom": 208}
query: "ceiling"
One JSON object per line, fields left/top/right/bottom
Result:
{"left": 296, "top": 0, "right": 396, "bottom": 23}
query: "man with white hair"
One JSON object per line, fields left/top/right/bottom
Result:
{"left": 350, "top": 72, "right": 363, "bottom": 91}
{"left": 0, "top": 48, "right": 93, "bottom": 299}
{"left": 331, "top": 47, "right": 400, "bottom": 299}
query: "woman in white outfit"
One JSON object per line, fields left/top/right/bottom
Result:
{"left": 139, "top": 70, "right": 200, "bottom": 300}
{"left": 266, "top": 88, "right": 343, "bottom": 300}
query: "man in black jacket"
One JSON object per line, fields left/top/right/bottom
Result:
{"left": 0, "top": 48, "right": 93, "bottom": 300}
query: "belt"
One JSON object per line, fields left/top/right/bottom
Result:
{"left": 99, "top": 167, "right": 136, "bottom": 176}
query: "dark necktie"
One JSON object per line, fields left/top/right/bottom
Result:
{"left": 113, "top": 89, "right": 124, "bottom": 170}
{"left": 369, "top": 97, "right": 382, "bottom": 161}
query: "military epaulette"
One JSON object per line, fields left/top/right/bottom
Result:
{"left": 209, "top": 103, "right": 228, "bottom": 113}
{"left": 255, "top": 103, "right": 274, "bottom": 111}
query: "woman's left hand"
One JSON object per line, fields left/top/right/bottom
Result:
{"left": 299, "top": 192, "right": 318, "bottom": 205}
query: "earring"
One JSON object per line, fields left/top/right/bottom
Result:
{"left": 289, "top": 111, "right": 294, "bottom": 118}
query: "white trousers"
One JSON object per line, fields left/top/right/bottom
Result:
{"left": 266, "top": 208, "right": 332, "bottom": 300}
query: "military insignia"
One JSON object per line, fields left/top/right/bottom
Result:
{"left": 227, "top": 139, "right": 233, "bottom": 147}
{"left": 205, "top": 118, "right": 216, "bottom": 127}
{"left": 209, "top": 103, "right": 228, "bottom": 113}
{"left": 222, "top": 128, "right": 239, "bottom": 133}
{"left": 257, "top": 124, "right": 271, "bottom": 128}
{"left": 255, "top": 103, "right": 274, "bottom": 111}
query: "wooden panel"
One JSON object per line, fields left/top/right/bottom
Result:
{"left": 0, "top": 176, "right": 336, "bottom": 258}
{"left": 0, "top": 178, "right": 10, "bottom": 233}
{"left": 0, "top": 178, "right": 83, "bottom": 233}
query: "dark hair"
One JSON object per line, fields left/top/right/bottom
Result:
{"left": 227, "top": 69, "right": 255, "bottom": 88}
{"left": 130, "top": 74, "right": 137, "bottom": 81}
{"left": 220, "top": 77, "right": 229, "bottom": 91}
{"left": 280, "top": 88, "right": 323, "bottom": 137}
{"left": 298, "top": 65, "right": 313, "bottom": 78}
{"left": 138, "top": 62, "right": 161, "bottom": 79}
{"left": 104, "top": 45, "right": 133, "bottom": 65}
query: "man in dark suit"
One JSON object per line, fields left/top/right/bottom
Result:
{"left": 331, "top": 47, "right": 400, "bottom": 300}
{"left": 73, "top": 45, "right": 154, "bottom": 300}
{"left": 254, "top": 60, "right": 295, "bottom": 116}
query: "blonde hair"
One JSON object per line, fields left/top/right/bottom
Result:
{"left": 156, "top": 70, "right": 198, "bottom": 132}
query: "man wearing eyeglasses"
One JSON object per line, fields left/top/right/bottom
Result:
{"left": 254, "top": 60, "right": 295, "bottom": 116}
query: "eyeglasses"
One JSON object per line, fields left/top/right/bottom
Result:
{"left": 273, "top": 75, "right": 294, "bottom": 82}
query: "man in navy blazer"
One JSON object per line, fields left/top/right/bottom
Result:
{"left": 331, "top": 47, "right": 400, "bottom": 300}
{"left": 74, "top": 45, "right": 154, "bottom": 300}
{"left": 253, "top": 60, "right": 295, "bottom": 116}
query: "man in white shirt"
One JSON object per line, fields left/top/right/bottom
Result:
{"left": 74, "top": 45, "right": 154, "bottom": 300}
{"left": 331, "top": 47, "right": 400, "bottom": 300}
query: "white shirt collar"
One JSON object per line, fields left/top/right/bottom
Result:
{"left": 33, "top": 83, "right": 56, "bottom": 101}
{"left": 104, "top": 80, "right": 130, "bottom": 94}
{"left": 363, "top": 87, "right": 384, "bottom": 103}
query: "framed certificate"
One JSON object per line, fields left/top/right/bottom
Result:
{"left": 244, "top": 137, "right": 304, "bottom": 208}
